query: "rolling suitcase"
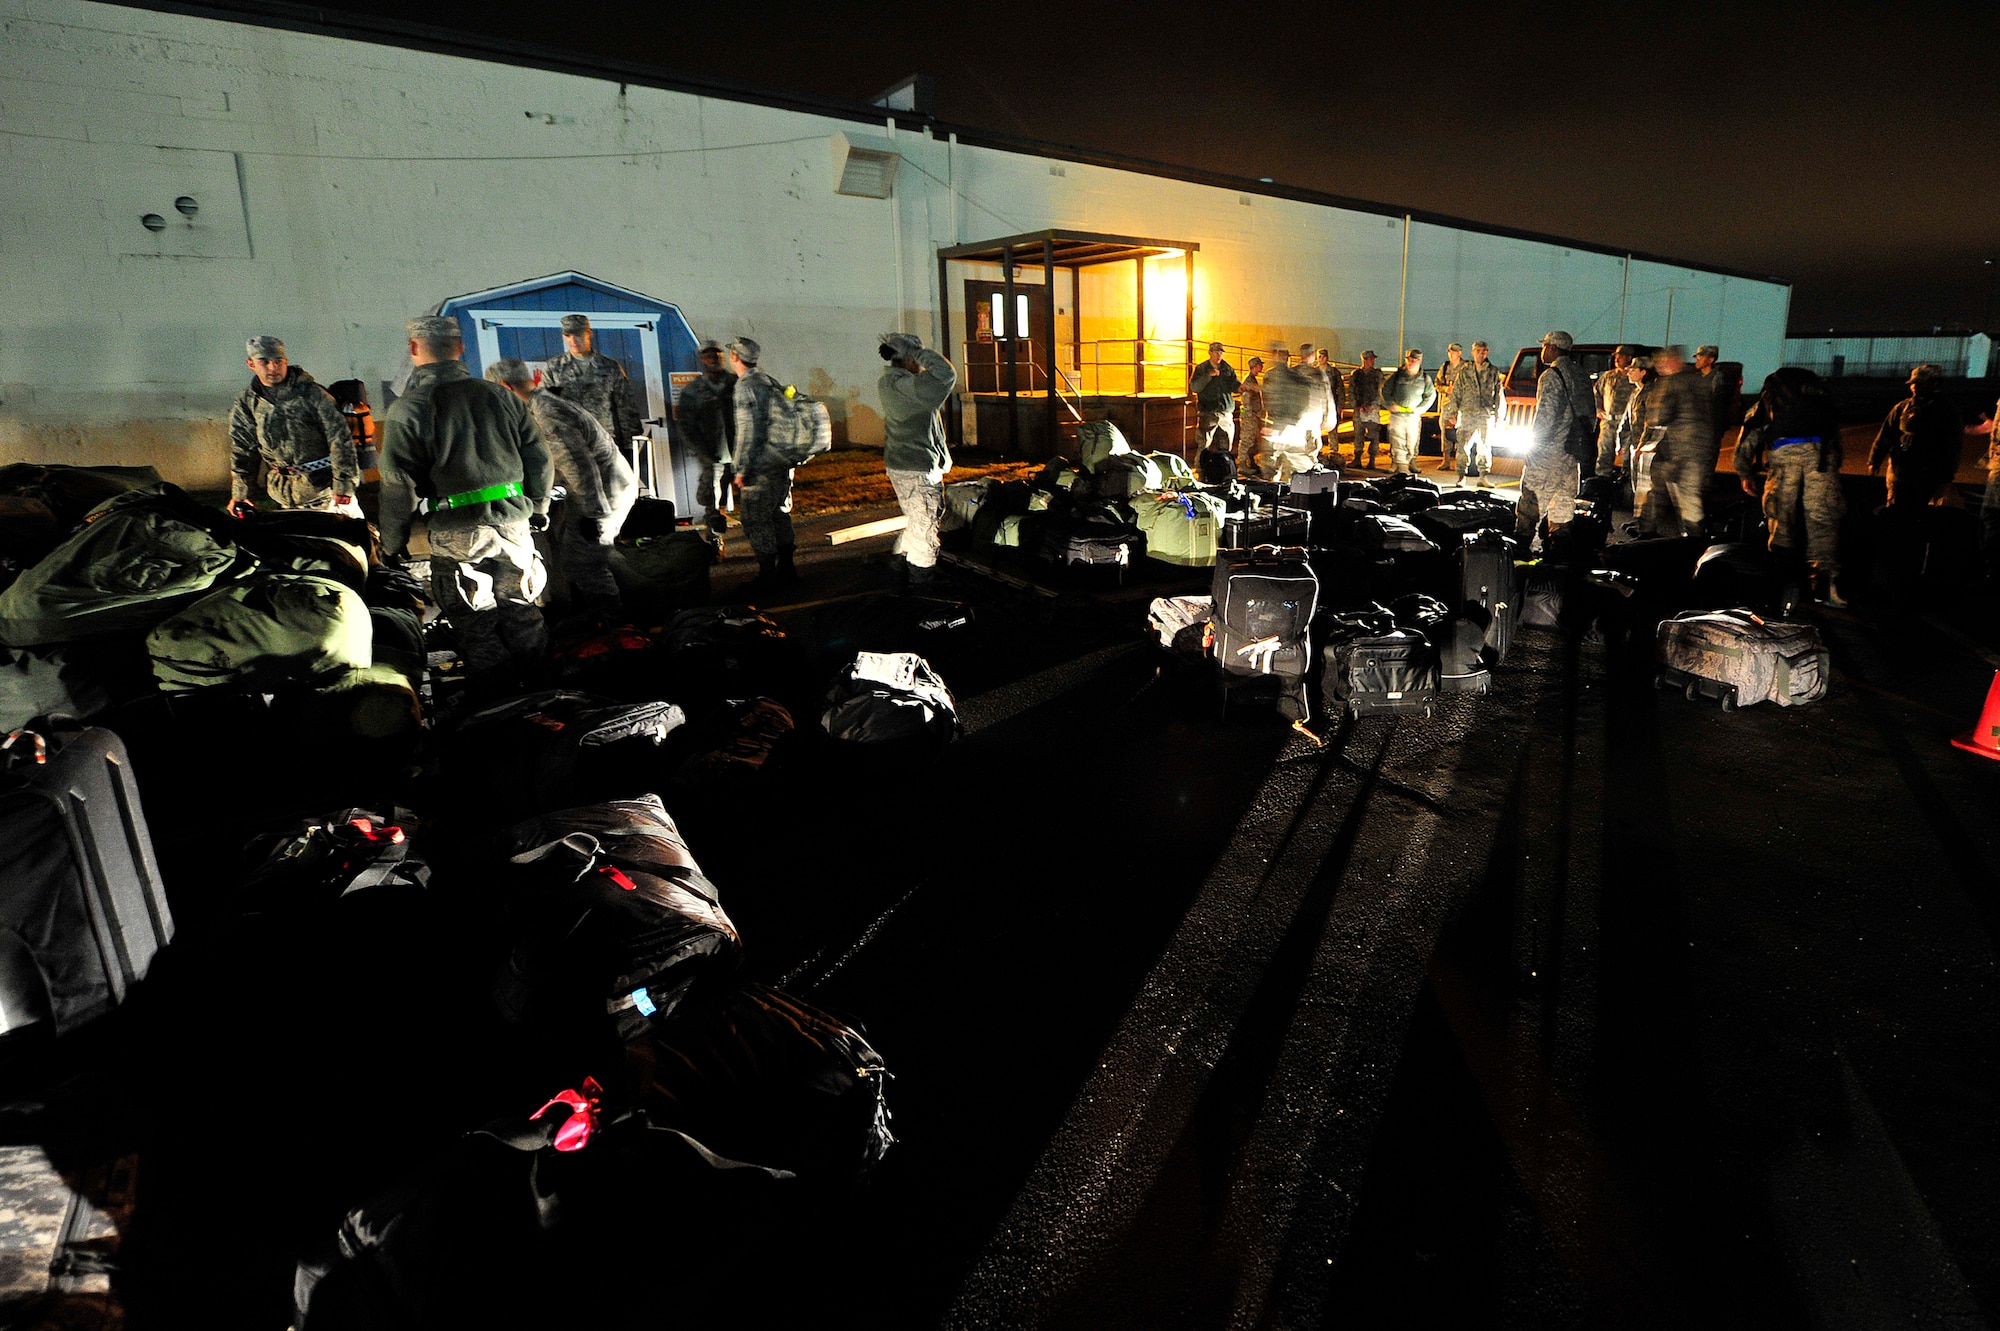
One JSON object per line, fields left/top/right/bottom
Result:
{"left": 1656, "top": 609, "right": 1830, "bottom": 709}
{"left": 1285, "top": 468, "right": 1341, "bottom": 495}
{"left": 1437, "top": 611, "right": 1494, "bottom": 694}
{"left": 1458, "top": 530, "right": 1518, "bottom": 660}
{"left": 1211, "top": 545, "right": 1318, "bottom": 721}
{"left": 0, "top": 725, "right": 172, "bottom": 1045}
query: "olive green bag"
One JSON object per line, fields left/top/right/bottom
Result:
{"left": 146, "top": 574, "right": 371, "bottom": 691}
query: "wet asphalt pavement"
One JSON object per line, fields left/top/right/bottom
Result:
{"left": 736, "top": 485, "right": 2000, "bottom": 1330}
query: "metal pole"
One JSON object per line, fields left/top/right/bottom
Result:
{"left": 1134, "top": 256, "right": 1146, "bottom": 394}
{"left": 1184, "top": 249, "right": 1196, "bottom": 461}
{"left": 1664, "top": 287, "right": 1676, "bottom": 345}
{"left": 1397, "top": 214, "right": 1410, "bottom": 356}
{"left": 1044, "top": 237, "right": 1056, "bottom": 457}
{"left": 947, "top": 132, "right": 958, "bottom": 245}
{"left": 886, "top": 117, "right": 905, "bottom": 336}
{"left": 939, "top": 251, "right": 958, "bottom": 449}
{"left": 1618, "top": 254, "right": 1631, "bottom": 343}
{"left": 1071, "top": 266, "right": 1083, "bottom": 393}
{"left": 1005, "top": 247, "right": 1018, "bottom": 457}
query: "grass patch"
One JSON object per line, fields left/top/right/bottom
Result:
{"left": 790, "top": 447, "right": 1044, "bottom": 517}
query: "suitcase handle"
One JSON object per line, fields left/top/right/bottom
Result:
{"left": 1, "top": 729, "right": 48, "bottom": 766}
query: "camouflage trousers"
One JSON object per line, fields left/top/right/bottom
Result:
{"left": 693, "top": 451, "right": 730, "bottom": 532}
{"left": 1517, "top": 447, "right": 1579, "bottom": 548}
{"left": 737, "top": 468, "right": 795, "bottom": 560}
{"left": 1455, "top": 414, "right": 1495, "bottom": 478}
{"left": 1883, "top": 456, "right": 1945, "bottom": 509}
{"left": 1257, "top": 428, "right": 1318, "bottom": 483}
{"left": 1595, "top": 419, "right": 1622, "bottom": 476}
{"left": 1761, "top": 444, "right": 1844, "bottom": 575}
{"left": 428, "top": 520, "right": 547, "bottom": 687}
{"left": 1386, "top": 412, "right": 1422, "bottom": 474}
{"left": 887, "top": 468, "right": 945, "bottom": 570}
{"left": 1658, "top": 455, "right": 1713, "bottom": 534}
{"left": 1350, "top": 410, "right": 1385, "bottom": 465}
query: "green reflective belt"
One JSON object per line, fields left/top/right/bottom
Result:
{"left": 432, "top": 480, "right": 522, "bottom": 511}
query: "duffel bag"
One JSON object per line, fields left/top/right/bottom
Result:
{"left": 821, "top": 651, "right": 958, "bottom": 754}
{"left": 147, "top": 574, "right": 370, "bottom": 691}
{"left": 1656, "top": 609, "right": 1829, "bottom": 709}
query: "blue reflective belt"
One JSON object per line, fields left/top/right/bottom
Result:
{"left": 1769, "top": 436, "right": 1817, "bottom": 450}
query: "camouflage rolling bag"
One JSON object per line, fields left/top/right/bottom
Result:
{"left": 1655, "top": 609, "right": 1829, "bottom": 710}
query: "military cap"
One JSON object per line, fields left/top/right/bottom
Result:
{"left": 1447, "top": 342, "right": 1463, "bottom": 352}
{"left": 880, "top": 331, "right": 923, "bottom": 360}
{"left": 1629, "top": 355, "right": 1652, "bottom": 369}
{"left": 245, "top": 334, "right": 286, "bottom": 360}
{"left": 559, "top": 314, "right": 592, "bottom": 334}
{"left": 1695, "top": 344, "right": 1719, "bottom": 358}
{"left": 1269, "top": 344, "right": 1290, "bottom": 359}
{"left": 406, "top": 315, "right": 461, "bottom": 344}
{"left": 1910, "top": 363, "right": 1944, "bottom": 383}
{"left": 485, "top": 357, "right": 533, "bottom": 387}
{"left": 1362, "top": 349, "right": 1377, "bottom": 359}
{"left": 727, "top": 335, "right": 761, "bottom": 365}
{"left": 696, "top": 337, "right": 724, "bottom": 353}
{"left": 1297, "top": 342, "right": 1316, "bottom": 358}
{"left": 1247, "top": 356, "right": 1265, "bottom": 369}
{"left": 1540, "top": 330, "right": 1574, "bottom": 350}
{"left": 1208, "top": 341, "right": 1225, "bottom": 353}
{"left": 1405, "top": 348, "right": 1423, "bottom": 359}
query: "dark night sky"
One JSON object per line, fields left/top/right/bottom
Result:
{"left": 302, "top": 0, "right": 1999, "bottom": 333}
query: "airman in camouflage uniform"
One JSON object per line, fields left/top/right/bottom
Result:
{"left": 1236, "top": 358, "right": 1267, "bottom": 476}
{"left": 1595, "top": 345, "right": 1638, "bottom": 475}
{"left": 1451, "top": 341, "right": 1504, "bottom": 485}
{"left": 677, "top": 338, "right": 735, "bottom": 533}
{"left": 1295, "top": 342, "right": 1337, "bottom": 451}
{"left": 1869, "top": 364, "right": 1964, "bottom": 508}
{"left": 1645, "top": 346, "right": 1717, "bottom": 536}
{"left": 541, "top": 314, "right": 644, "bottom": 449}
{"left": 486, "top": 358, "right": 637, "bottom": 615}
{"left": 1517, "top": 331, "right": 1590, "bottom": 549}
{"left": 1255, "top": 348, "right": 1321, "bottom": 482}
{"left": 1434, "top": 343, "right": 1464, "bottom": 464}
{"left": 727, "top": 336, "right": 799, "bottom": 594}
{"left": 1382, "top": 348, "right": 1437, "bottom": 476}
{"left": 1347, "top": 352, "right": 1386, "bottom": 468}
{"left": 228, "top": 335, "right": 360, "bottom": 516}
{"left": 1734, "top": 366, "right": 1846, "bottom": 604}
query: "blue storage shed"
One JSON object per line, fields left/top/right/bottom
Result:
{"left": 435, "top": 272, "right": 709, "bottom": 510}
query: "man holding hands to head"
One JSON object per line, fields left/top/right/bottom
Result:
{"left": 878, "top": 331, "right": 958, "bottom": 592}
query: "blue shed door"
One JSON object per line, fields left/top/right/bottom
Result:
{"left": 493, "top": 326, "right": 648, "bottom": 411}
{"left": 473, "top": 313, "right": 665, "bottom": 423}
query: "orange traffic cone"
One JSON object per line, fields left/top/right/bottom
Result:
{"left": 1951, "top": 670, "right": 2000, "bottom": 761}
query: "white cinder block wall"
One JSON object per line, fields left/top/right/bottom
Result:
{"left": 0, "top": 0, "right": 1791, "bottom": 488}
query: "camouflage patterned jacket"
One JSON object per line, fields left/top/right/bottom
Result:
{"left": 1260, "top": 363, "right": 1318, "bottom": 434}
{"left": 541, "top": 350, "right": 642, "bottom": 446}
{"left": 1597, "top": 366, "right": 1637, "bottom": 429}
{"left": 1530, "top": 355, "right": 1596, "bottom": 462}
{"left": 1452, "top": 359, "right": 1504, "bottom": 425}
{"left": 528, "top": 388, "right": 637, "bottom": 538}
{"left": 1238, "top": 374, "right": 1267, "bottom": 439}
{"left": 228, "top": 367, "right": 358, "bottom": 506}
{"left": 1645, "top": 369, "right": 1715, "bottom": 467}
{"left": 730, "top": 368, "right": 790, "bottom": 479}
{"left": 676, "top": 370, "right": 735, "bottom": 466}
{"left": 1434, "top": 358, "right": 1463, "bottom": 419}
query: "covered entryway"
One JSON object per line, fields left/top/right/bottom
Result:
{"left": 938, "top": 230, "right": 1200, "bottom": 460}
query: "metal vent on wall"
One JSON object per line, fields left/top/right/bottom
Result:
{"left": 830, "top": 132, "right": 900, "bottom": 199}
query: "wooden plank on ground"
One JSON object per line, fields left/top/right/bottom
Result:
{"left": 828, "top": 515, "right": 907, "bottom": 545}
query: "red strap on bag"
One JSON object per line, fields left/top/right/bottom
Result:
{"left": 530, "top": 1076, "right": 605, "bottom": 1152}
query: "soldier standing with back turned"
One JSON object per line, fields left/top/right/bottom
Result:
{"left": 378, "top": 316, "right": 554, "bottom": 696}
{"left": 728, "top": 336, "right": 800, "bottom": 596}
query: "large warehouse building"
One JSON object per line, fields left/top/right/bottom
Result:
{"left": 1, "top": 0, "right": 1793, "bottom": 489}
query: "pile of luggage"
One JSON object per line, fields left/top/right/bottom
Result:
{"left": 1150, "top": 468, "right": 1833, "bottom": 723}
{"left": 0, "top": 478, "right": 986, "bottom": 1326}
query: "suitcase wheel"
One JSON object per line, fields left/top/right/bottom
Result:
{"left": 1653, "top": 671, "right": 1670, "bottom": 690}
{"left": 1720, "top": 690, "right": 1738, "bottom": 713}
{"left": 1684, "top": 679, "right": 1699, "bottom": 703}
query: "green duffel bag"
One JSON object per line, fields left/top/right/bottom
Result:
{"left": 1093, "top": 453, "right": 1164, "bottom": 499}
{"left": 610, "top": 530, "right": 715, "bottom": 625}
{"left": 146, "top": 574, "right": 371, "bottom": 691}
{"left": 1141, "top": 451, "right": 1197, "bottom": 490}
{"left": 1131, "top": 491, "right": 1224, "bottom": 567}
{"left": 1078, "top": 420, "right": 1131, "bottom": 473}
{"left": 0, "top": 485, "right": 255, "bottom": 647}
{"left": 281, "top": 662, "right": 423, "bottom": 741}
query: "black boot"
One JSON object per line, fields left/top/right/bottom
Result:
{"left": 890, "top": 555, "right": 910, "bottom": 594}
{"left": 776, "top": 545, "right": 799, "bottom": 587}
{"left": 742, "top": 555, "right": 778, "bottom": 600}
{"left": 909, "top": 561, "right": 935, "bottom": 592}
